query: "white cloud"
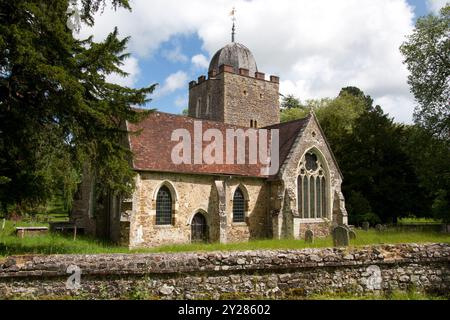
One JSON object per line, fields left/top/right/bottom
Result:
{"left": 374, "top": 95, "right": 415, "bottom": 123}
{"left": 175, "top": 96, "right": 188, "bottom": 108}
{"left": 162, "top": 42, "right": 188, "bottom": 63}
{"left": 191, "top": 54, "right": 209, "bottom": 70}
{"left": 81, "top": 0, "right": 418, "bottom": 123}
{"left": 427, "top": 0, "right": 448, "bottom": 13}
{"left": 106, "top": 56, "right": 140, "bottom": 87}
{"left": 154, "top": 71, "right": 188, "bottom": 97}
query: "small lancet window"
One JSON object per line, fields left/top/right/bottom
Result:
{"left": 156, "top": 186, "right": 173, "bottom": 225}
{"left": 233, "top": 188, "right": 246, "bottom": 223}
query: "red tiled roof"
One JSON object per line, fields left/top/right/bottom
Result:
{"left": 265, "top": 117, "right": 310, "bottom": 169}
{"left": 126, "top": 112, "right": 310, "bottom": 178}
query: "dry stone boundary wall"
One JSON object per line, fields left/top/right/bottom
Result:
{"left": 0, "top": 243, "right": 448, "bottom": 299}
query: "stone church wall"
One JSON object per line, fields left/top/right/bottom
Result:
{"left": 129, "top": 172, "right": 268, "bottom": 249}
{"left": 223, "top": 72, "right": 280, "bottom": 128}
{"left": 277, "top": 115, "right": 347, "bottom": 240}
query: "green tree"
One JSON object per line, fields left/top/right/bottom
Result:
{"left": 314, "top": 92, "right": 366, "bottom": 156}
{"left": 400, "top": 4, "right": 450, "bottom": 139}
{"left": 402, "top": 125, "right": 450, "bottom": 221}
{"left": 281, "top": 106, "right": 309, "bottom": 122}
{"left": 281, "top": 94, "right": 302, "bottom": 109}
{"left": 346, "top": 191, "right": 380, "bottom": 226}
{"left": 432, "top": 190, "right": 450, "bottom": 223}
{"left": 340, "top": 105, "right": 421, "bottom": 224}
{"left": 280, "top": 91, "right": 366, "bottom": 157}
{"left": 0, "top": 0, "right": 155, "bottom": 214}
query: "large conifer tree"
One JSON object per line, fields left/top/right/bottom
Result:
{"left": 0, "top": 0, "right": 155, "bottom": 213}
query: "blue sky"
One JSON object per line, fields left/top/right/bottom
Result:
{"left": 80, "top": 0, "right": 447, "bottom": 123}
{"left": 409, "top": 0, "right": 431, "bottom": 16}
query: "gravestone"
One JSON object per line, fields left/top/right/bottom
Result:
{"left": 332, "top": 226, "right": 349, "bottom": 247}
{"left": 375, "top": 224, "right": 385, "bottom": 232}
{"left": 443, "top": 224, "right": 450, "bottom": 234}
{"left": 362, "top": 222, "right": 370, "bottom": 231}
{"left": 349, "top": 230, "right": 357, "bottom": 240}
{"left": 305, "top": 230, "right": 314, "bottom": 244}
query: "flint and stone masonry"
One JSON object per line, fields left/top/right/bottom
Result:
{"left": 188, "top": 67, "right": 280, "bottom": 128}
{"left": 0, "top": 243, "right": 448, "bottom": 299}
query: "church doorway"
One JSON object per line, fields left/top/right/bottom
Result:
{"left": 191, "top": 212, "right": 208, "bottom": 243}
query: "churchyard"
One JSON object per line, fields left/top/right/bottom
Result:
{"left": 1, "top": 217, "right": 449, "bottom": 257}
{"left": 1, "top": 206, "right": 449, "bottom": 301}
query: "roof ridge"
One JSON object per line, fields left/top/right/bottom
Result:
{"left": 263, "top": 115, "right": 311, "bottom": 129}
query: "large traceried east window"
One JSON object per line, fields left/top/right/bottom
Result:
{"left": 297, "top": 151, "right": 328, "bottom": 219}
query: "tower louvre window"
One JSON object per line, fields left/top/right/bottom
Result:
{"left": 206, "top": 95, "right": 211, "bottom": 115}
{"left": 196, "top": 98, "right": 201, "bottom": 117}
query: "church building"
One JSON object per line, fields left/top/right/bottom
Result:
{"left": 71, "top": 39, "right": 348, "bottom": 248}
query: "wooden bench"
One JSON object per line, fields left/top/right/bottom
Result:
{"left": 15, "top": 227, "right": 49, "bottom": 238}
{"left": 49, "top": 222, "right": 84, "bottom": 238}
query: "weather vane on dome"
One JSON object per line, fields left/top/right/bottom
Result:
{"left": 229, "top": 6, "right": 237, "bottom": 42}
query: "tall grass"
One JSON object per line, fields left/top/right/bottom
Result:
{"left": 0, "top": 220, "right": 128, "bottom": 257}
{"left": 1, "top": 219, "right": 449, "bottom": 258}
{"left": 149, "top": 229, "right": 450, "bottom": 254}
{"left": 398, "top": 217, "right": 441, "bottom": 225}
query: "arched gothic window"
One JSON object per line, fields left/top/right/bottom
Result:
{"left": 156, "top": 186, "right": 173, "bottom": 225}
{"left": 233, "top": 188, "right": 246, "bottom": 223}
{"left": 297, "top": 152, "right": 327, "bottom": 219}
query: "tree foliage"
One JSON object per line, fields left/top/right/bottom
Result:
{"left": 402, "top": 125, "right": 450, "bottom": 222}
{"left": 280, "top": 88, "right": 442, "bottom": 224}
{"left": 281, "top": 94, "right": 303, "bottom": 110}
{"left": 0, "top": 0, "right": 155, "bottom": 214}
{"left": 338, "top": 104, "right": 421, "bottom": 224}
{"left": 400, "top": 4, "right": 450, "bottom": 139}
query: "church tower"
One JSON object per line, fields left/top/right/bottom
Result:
{"left": 188, "top": 42, "right": 280, "bottom": 128}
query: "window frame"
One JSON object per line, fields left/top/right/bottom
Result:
{"left": 155, "top": 186, "right": 174, "bottom": 226}
{"left": 297, "top": 150, "right": 329, "bottom": 220}
{"left": 232, "top": 187, "right": 247, "bottom": 224}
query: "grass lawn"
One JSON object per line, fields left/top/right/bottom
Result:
{"left": 1, "top": 219, "right": 449, "bottom": 257}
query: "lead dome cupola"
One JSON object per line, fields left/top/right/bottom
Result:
{"left": 208, "top": 42, "right": 258, "bottom": 76}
